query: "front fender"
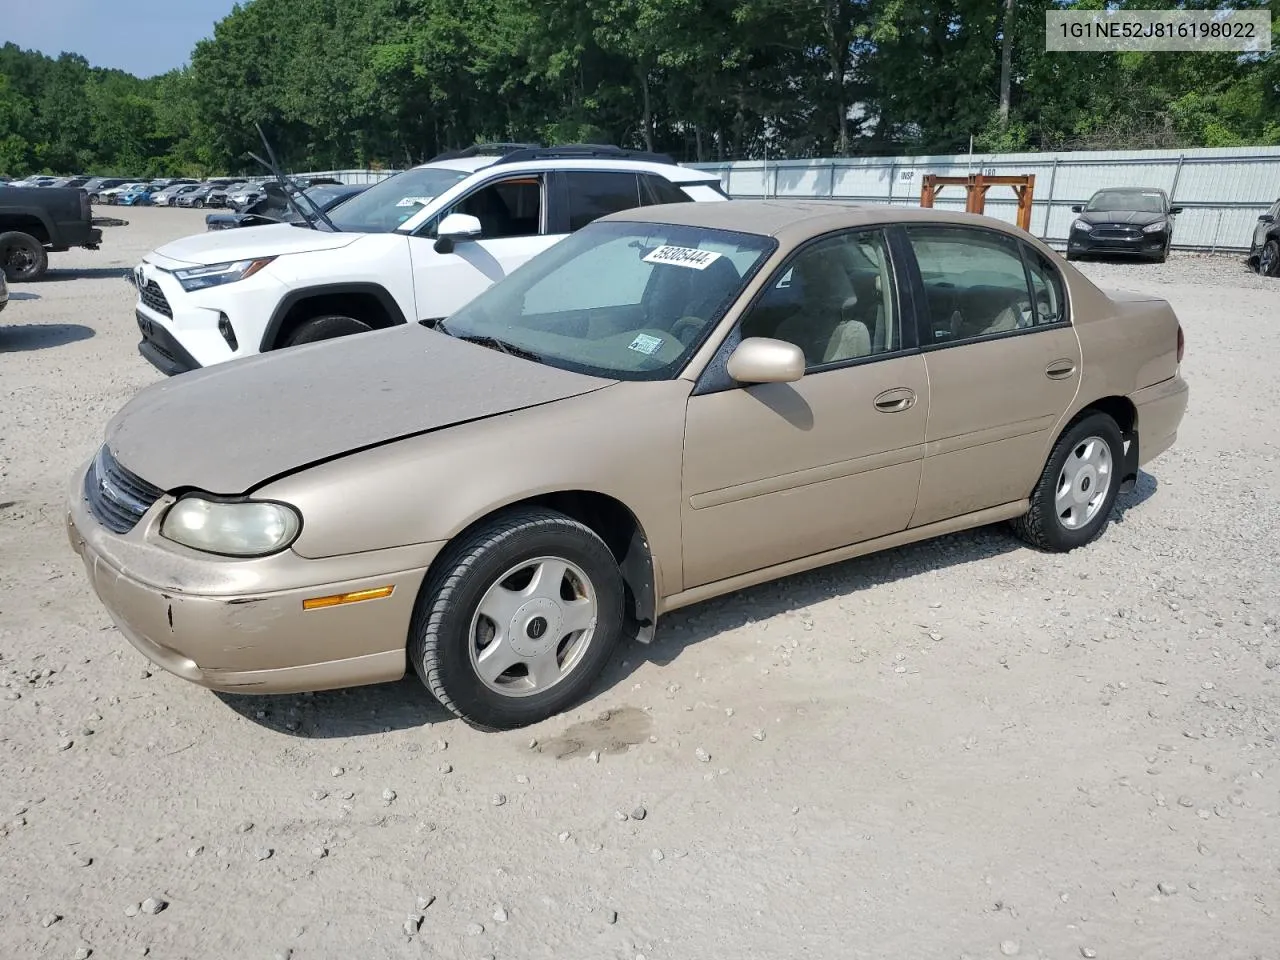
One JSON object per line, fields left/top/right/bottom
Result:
{"left": 254, "top": 379, "right": 693, "bottom": 596}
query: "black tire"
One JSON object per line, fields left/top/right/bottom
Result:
{"left": 1011, "top": 412, "right": 1125, "bottom": 552}
{"left": 408, "top": 507, "right": 625, "bottom": 730}
{"left": 282, "top": 314, "right": 374, "bottom": 346}
{"left": 194, "top": 199, "right": 204, "bottom": 208}
{"left": 0, "top": 231, "right": 48, "bottom": 282}
{"left": 1260, "top": 239, "right": 1280, "bottom": 278}
{"left": 1154, "top": 243, "right": 1168, "bottom": 264}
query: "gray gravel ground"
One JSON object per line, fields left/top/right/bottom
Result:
{"left": 2, "top": 207, "right": 1278, "bottom": 960}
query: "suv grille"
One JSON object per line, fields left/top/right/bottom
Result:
{"left": 84, "top": 446, "right": 164, "bottom": 534}
{"left": 138, "top": 280, "right": 172, "bottom": 318}
{"left": 1092, "top": 226, "right": 1141, "bottom": 241}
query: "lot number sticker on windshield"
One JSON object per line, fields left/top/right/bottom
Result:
{"left": 642, "top": 245, "right": 723, "bottom": 270}
{"left": 629, "top": 333, "right": 664, "bottom": 355}
{"left": 396, "top": 196, "right": 435, "bottom": 207}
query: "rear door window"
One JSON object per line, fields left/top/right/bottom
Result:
{"left": 904, "top": 226, "right": 1038, "bottom": 344}
{"left": 563, "top": 172, "right": 644, "bottom": 231}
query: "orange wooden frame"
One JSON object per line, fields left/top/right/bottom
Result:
{"left": 919, "top": 173, "right": 1036, "bottom": 232}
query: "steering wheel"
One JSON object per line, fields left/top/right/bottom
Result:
{"left": 670, "top": 315, "right": 704, "bottom": 345}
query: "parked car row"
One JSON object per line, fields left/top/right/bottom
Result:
{"left": 2, "top": 173, "right": 346, "bottom": 211}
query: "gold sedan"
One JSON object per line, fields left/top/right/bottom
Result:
{"left": 68, "top": 200, "right": 1189, "bottom": 729}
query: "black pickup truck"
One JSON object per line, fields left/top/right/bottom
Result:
{"left": 0, "top": 186, "right": 111, "bottom": 281}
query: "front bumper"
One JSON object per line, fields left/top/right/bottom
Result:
{"left": 137, "top": 310, "right": 201, "bottom": 375}
{"left": 1068, "top": 226, "right": 1169, "bottom": 259}
{"left": 66, "top": 458, "right": 441, "bottom": 694}
{"left": 131, "top": 258, "right": 285, "bottom": 372}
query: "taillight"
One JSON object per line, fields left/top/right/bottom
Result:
{"left": 1176, "top": 324, "right": 1184, "bottom": 364}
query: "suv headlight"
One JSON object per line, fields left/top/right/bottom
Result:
{"left": 1071, "top": 219, "right": 1089, "bottom": 232}
{"left": 1142, "top": 220, "right": 1167, "bottom": 234}
{"left": 172, "top": 257, "right": 276, "bottom": 292}
{"left": 161, "top": 496, "right": 301, "bottom": 556}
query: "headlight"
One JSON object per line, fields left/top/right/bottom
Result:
{"left": 172, "top": 257, "right": 275, "bottom": 292}
{"left": 161, "top": 496, "right": 301, "bottom": 557}
{"left": 1142, "top": 220, "right": 1167, "bottom": 234}
{"left": 1071, "top": 219, "right": 1089, "bottom": 232}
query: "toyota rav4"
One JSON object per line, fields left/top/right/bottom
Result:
{"left": 130, "top": 144, "right": 730, "bottom": 374}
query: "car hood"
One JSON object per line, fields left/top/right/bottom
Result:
{"left": 103, "top": 324, "right": 618, "bottom": 494}
{"left": 1077, "top": 210, "right": 1166, "bottom": 227}
{"left": 149, "top": 222, "right": 362, "bottom": 265}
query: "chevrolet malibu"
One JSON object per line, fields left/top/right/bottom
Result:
{"left": 67, "top": 201, "right": 1189, "bottom": 730}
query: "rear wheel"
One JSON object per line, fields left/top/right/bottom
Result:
{"left": 409, "top": 507, "right": 624, "bottom": 729}
{"left": 281, "top": 314, "right": 374, "bottom": 347}
{"left": 0, "top": 231, "right": 48, "bottom": 282}
{"left": 1011, "top": 412, "right": 1124, "bottom": 552}
{"left": 1259, "top": 239, "right": 1280, "bottom": 277}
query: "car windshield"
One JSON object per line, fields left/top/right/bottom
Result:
{"left": 327, "top": 166, "right": 472, "bottom": 232}
{"left": 438, "top": 219, "right": 776, "bottom": 381}
{"left": 1086, "top": 190, "right": 1166, "bottom": 214}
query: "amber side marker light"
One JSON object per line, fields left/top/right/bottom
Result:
{"left": 302, "top": 586, "right": 395, "bottom": 610}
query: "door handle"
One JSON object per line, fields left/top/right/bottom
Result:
{"left": 1045, "top": 359, "right": 1077, "bottom": 380}
{"left": 874, "top": 387, "right": 916, "bottom": 413}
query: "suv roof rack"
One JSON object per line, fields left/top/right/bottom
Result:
{"left": 429, "top": 142, "right": 543, "bottom": 162}
{"left": 491, "top": 143, "right": 677, "bottom": 167}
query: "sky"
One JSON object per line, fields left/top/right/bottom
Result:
{"left": 0, "top": 0, "right": 240, "bottom": 77}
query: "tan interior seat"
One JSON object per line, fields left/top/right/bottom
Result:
{"left": 772, "top": 246, "right": 874, "bottom": 365}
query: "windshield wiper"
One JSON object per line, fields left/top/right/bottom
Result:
{"left": 453, "top": 334, "right": 542, "bottom": 363}
{"left": 248, "top": 123, "right": 340, "bottom": 233}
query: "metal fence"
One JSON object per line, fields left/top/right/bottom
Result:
{"left": 298, "top": 146, "right": 1280, "bottom": 252}
{"left": 688, "top": 146, "right": 1280, "bottom": 253}
{"left": 295, "top": 168, "right": 404, "bottom": 185}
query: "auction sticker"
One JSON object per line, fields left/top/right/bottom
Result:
{"left": 642, "top": 245, "right": 723, "bottom": 270}
{"left": 628, "top": 333, "right": 664, "bottom": 355}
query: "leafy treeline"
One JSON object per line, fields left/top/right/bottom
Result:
{"left": 2, "top": 0, "right": 1277, "bottom": 177}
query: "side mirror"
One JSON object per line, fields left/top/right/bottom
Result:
{"left": 727, "top": 337, "right": 805, "bottom": 384}
{"left": 1169, "top": 206, "right": 1184, "bottom": 215}
{"left": 1259, "top": 214, "right": 1275, "bottom": 224}
{"left": 433, "top": 213, "right": 483, "bottom": 254}
{"left": 1070, "top": 204, "right": 1083, "bottom": 213}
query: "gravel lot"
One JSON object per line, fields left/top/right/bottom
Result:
{"left": 2, "top": 207, "right": 1278, "bottom": 960}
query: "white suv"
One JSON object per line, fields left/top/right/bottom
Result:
{"left": 130, "top": 145, "right": 730, "bottom": 373}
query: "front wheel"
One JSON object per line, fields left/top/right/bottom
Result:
{"left": 409, "top": 507, "right": 624, "bottom": 729}
{"left": 282, "top": 314, "right": 374, "bottom": 347}
{"left": 194, "top": 199, "right": 204, "bottom": 208}
{"left": 1011, "top": 412, "right": 1124, "bottom": 552}
{"left": 1259, "top": 239, "right": 1280, "bottom": 277}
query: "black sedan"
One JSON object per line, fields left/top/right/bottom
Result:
{"left": 1066, "top": 187, "right": 1182, "bottom": 263}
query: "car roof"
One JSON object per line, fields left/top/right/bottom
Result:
{"left": 602, "top": 198, "right": 1035, "bottom": 241}
{"left": 1093, "top": 186, "right": 1167, "bottom": 195}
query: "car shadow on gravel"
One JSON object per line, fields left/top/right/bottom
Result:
{"left": 0, "top": 323, "right": 95, "bottom": 353}
{"left": 215, "top": 471, "right": 1162, "bottom": 739}
{"left": 214, "top": 677, "right": 452, "bottom": 738}
{"left": 633, "top": 469, "right": 1162, "bottom": 673}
